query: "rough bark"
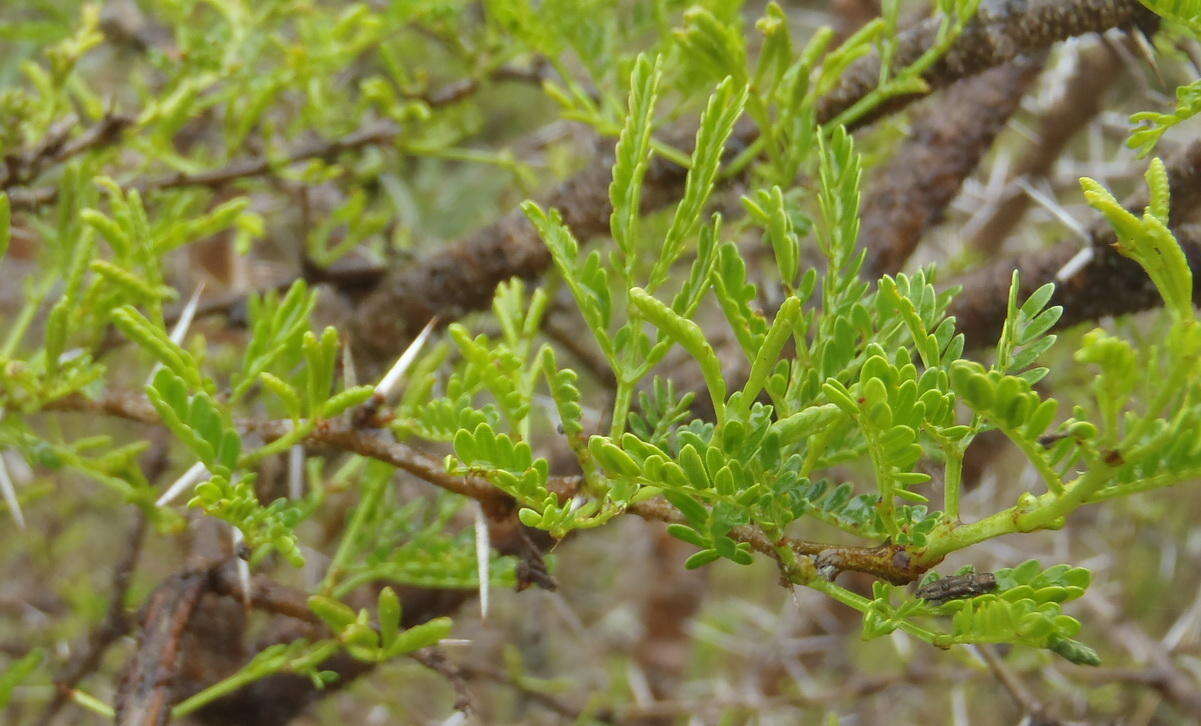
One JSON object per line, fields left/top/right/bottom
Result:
{"left": 860, "top": 55, "right": 1045, "bottom": 277}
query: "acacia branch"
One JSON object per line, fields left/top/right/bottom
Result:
{"left": 352, "top": 0, "right": 1148, "bottom": 355}
{"left": 6, "top": 66, "right": 546, "bottom": 210}
{"left": 3, "top": 113, "right": 134, "bottom": 205}
{"left": 42, "top": 389, "right": 920, "bottom": 581}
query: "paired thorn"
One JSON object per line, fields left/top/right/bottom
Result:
{"left": 1130, "top": 29, "right": 1164, "bottom": 88}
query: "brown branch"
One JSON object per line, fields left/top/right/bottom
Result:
{"left": 817, "top": 0, "right": 1148, "bottom": 128}
{"left": 2, "top": 112, "right": 133, "bottom": 201}
{"left": 967, "top": 39, "right": 1125, "bottom": 255}
{"left": 113, "top": 570, "right": 209, "bottom": 726}
{"left": 409, "top": 649, "right": 475, "bottom": 716}
{"left": 208, "top": 561, "right": 321, "bottom": 625}
{"left": 137, "top": 122, "right": 404, "bottom": 192}
{"left": 352, "top": 133, "right": 664, "bottom": 355}
{"left": 953, "top": 226, "right": 1201, "bottom": 349}
{"left": 861, "top": 55, "right": 1045, "bottom": 277}
{"left": 416, "top": 59, "right": 551, "bottom": 108}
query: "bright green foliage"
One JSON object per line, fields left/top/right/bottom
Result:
{"left": 626, "top": 377, "right": 695, "bottom": 450}
{"left": 937, "top": 561, "right": 1097, "bottom": 665}
{"left": 994, "top": 273, "right": 1063, "bottom": 383}
{"left": 189, "top": 475, "right": 305, "bottom": 566}
{"left": 503, "top": 2, "right": 1200, "bottom": 667}
{"left": 1139, "top": 0, "right": 1201, "bottom": 35}
{"left": 8, "top": 0, "right": 1201, "bottom": 715}
{"left": 540, "top": 348, "right": 584, "bottom": 443}
{"left": 233, "top": 282, "right": 319, "bottom": 401}
{"left": 309, "top": 589, "right": 453, "bottom": 663}
{"left": 878, "top": 271, "right": 964, "bottom": 369}
{"left": 1082, "top": 159, "right": 1195, "bottom": 320}
{"left": 147, "top": 368, "right": 240, "bottom": 475}
{"left": 452, "top": 422, "right": 549, "bottom": 503}
{"left": 609, "top": 54, "right": 662, "bottom": 266}
{"left": 1128, "top": 80, "right": 1201, "bottom": 157}
{"left": 171, "top": 639, "right": 341, "bottom": 718}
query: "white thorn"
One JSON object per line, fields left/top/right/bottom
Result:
{"left": 473, "top": 501, "right": 490, "bottom": 621}
{"left": 231, "top": 527, "right": 252, "bottom": 609}
{"left": 1016, "top": 178, "right": 1091, "bottom": 244}
{"left": 0, "top": 451, "right": 26, "bottom": 529}
{"left": 1055, "top": 246, "right": 1095, "bottom": 283}
{"left": 147, "top": 282, "right": 205, "bottom": 386}
{"left": 288, "top": 445, "right": 304, "bottom": 500}
{"left": 341, "top": 334, "right": 358, "bottom": 390}
{"left": 156, "top": 461, "right": 208, "bottom": 507}
{"left": 374, "top": 318, "right": 437, "bottom": 402}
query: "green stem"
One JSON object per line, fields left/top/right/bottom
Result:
{"left": 1004, "top": 425, "right": 1064, "bottom": 495}
{"left": 720, "top": 135, "right": 765, "bottom": 181}
{"left": 241, "top": 419, "right": 315, "bottom": 467}
{"left": 171, "top": 642, "right": 340, "bottom": 718}
{"left": 806, "top": 578, "right": 950, "bottom": 646}
{"left": 320, "top": 464, "right": 388, "bottom": 593}
{"left": 865, "top": 434, "right": 899, "bottom": 537}
{"left": 942, "top": 444, "right": 964, "bottom": 522}
{"left": 650, "top": 139, "right": 694, "bottom": 170}
{"left": 922, "top": 463, "right": 1117, "bottom": 564}
{"left": 1, "top": 277, "right": 53, "bottom": 358}
{"left": 609, "top": 379, "right": 634, "bottom": 440}
{"left": 1088, "top": 467, "right": 1201, "bottom": 501}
